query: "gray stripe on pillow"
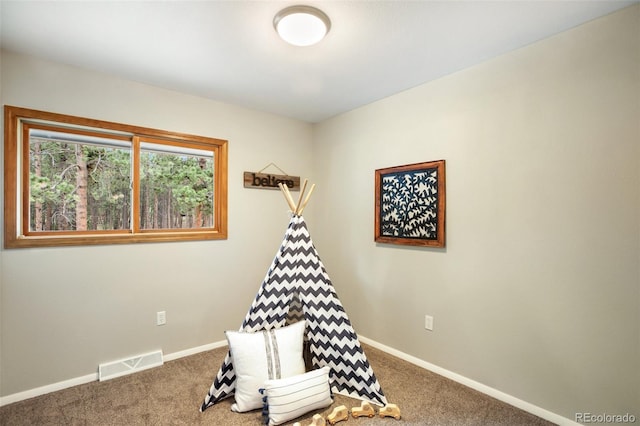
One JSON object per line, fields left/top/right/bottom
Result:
{"left": 263, "top": 330, "right": 274, "bottom": 379}
{"left": 269, "top": 329, "right": 281, "bottom": 379}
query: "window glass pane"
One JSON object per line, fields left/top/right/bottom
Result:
{"left": 29, "top": 129, "right": 132, "bottom": 232}
{"left": 139, "top": 142, "right": 215, "bottom": 230}
{"left": 6, "top": 106, "right": 227, "bottom": 248}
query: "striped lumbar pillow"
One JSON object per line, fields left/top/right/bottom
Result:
{"left": 260, "top": 366, "right": 333, "bottom": 425}
{"left": 226, "top": 321, "right": 306, "bottom": 412}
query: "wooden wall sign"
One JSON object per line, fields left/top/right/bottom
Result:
{"left": 244, "top": 172, "right": 300, "bottom": 191}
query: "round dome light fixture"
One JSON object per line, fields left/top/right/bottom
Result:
{"left": 274, "top": 5, "right": 331, "bottom": 47}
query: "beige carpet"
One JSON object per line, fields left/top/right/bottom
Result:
{"left": 0, "top": 344, "right": 555, "bottom": 425}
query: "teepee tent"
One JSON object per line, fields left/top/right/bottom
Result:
{"left": 200, "top": 182, "right": 387, "bottom": 412}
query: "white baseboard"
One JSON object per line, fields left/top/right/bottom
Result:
{"left": 163, "top": 340, "right": 228, "bottom": 362}
{"left": 0, "top": 336, "right": 579, "bottom": 426}
{"left": 0, "top": 373, "right": 98, "bottom": 407}
{"left": 358, "top": 336, "right": 579, "bottom": 426}
{"left": 0, "top": 340, "right": 228, "bottom": 408}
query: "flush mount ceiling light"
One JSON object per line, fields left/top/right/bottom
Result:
{"left": 273, "top": 5, "right": 331, "bottom": 47}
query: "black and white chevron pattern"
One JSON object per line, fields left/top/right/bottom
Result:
{"left": 200, "top": 215, "right": 387, "bottom": 411}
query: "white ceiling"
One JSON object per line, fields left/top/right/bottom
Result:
{"left": 1, "top": 1, "right": 636, "bottom": 123}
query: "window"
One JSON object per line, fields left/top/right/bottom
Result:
{"left": 4, "top": 106, "right": 228, "bottom": 248}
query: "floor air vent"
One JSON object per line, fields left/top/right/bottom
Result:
{"left": 98, "top": 350, "right": 164, "bottom": 381}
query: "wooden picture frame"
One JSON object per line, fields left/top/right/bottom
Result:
{"left": 375, "top": 160, "right": 446, "bottom": 247}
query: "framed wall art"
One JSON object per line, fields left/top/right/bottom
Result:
{"left": 374, "top": 160, "right": 446, "bottom": 247}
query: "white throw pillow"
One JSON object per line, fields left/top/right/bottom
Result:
{"left": 226, "top": 321, "right": 306, "bottom": 412}
{"left": 260, "top": 366, "right": 333, "bottom": 425}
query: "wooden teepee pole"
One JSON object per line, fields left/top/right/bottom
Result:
{"left": 283, "top": 184, "right": 297, "bottom": 211}
{"left": 295, "top": 179, "right": 308, "bottom": 214}
{"left": 278, "top": 183, "right": 296, "bottom": 212}
{"left": 296, "top": 183, "right": 315, "bottom": 216}
{"left": 278, "top": 179, "right": 315, "bottom": 216}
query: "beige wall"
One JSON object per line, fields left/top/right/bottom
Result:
{"left": 312, "top": 5, "right": 639, "bottom": 420}
{"left": 0, "top": 51, "right": 314, "bottom": 395}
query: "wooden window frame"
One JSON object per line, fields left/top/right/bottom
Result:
{"left": 4, "top": 105, "right": 228, "bottom": 248}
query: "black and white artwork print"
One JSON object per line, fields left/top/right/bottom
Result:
{"left": 375, "top": 159, "right": 445, "bottom": 247}
{"left": 380, "top": 168, "right": 439, "bottom": 239}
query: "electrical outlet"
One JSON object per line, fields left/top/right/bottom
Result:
{"left": 157, "top": 311, "right": 166, "bottom": 326}
{"left": 424, "top": 315, "right": 433, "bottom": 331}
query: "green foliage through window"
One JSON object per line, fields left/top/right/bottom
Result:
{"left": 139, "top": 142, "right": 214, "bottom": 229}
{"left": 4, "top": 106, "right": 228, "bottom": 248}
{"left": 29, "top": 135, "right": 132, "bottom": 232}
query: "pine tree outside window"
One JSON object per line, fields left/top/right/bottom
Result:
{"left": 4, "top": 106, "right": 228, "bottom": 248}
